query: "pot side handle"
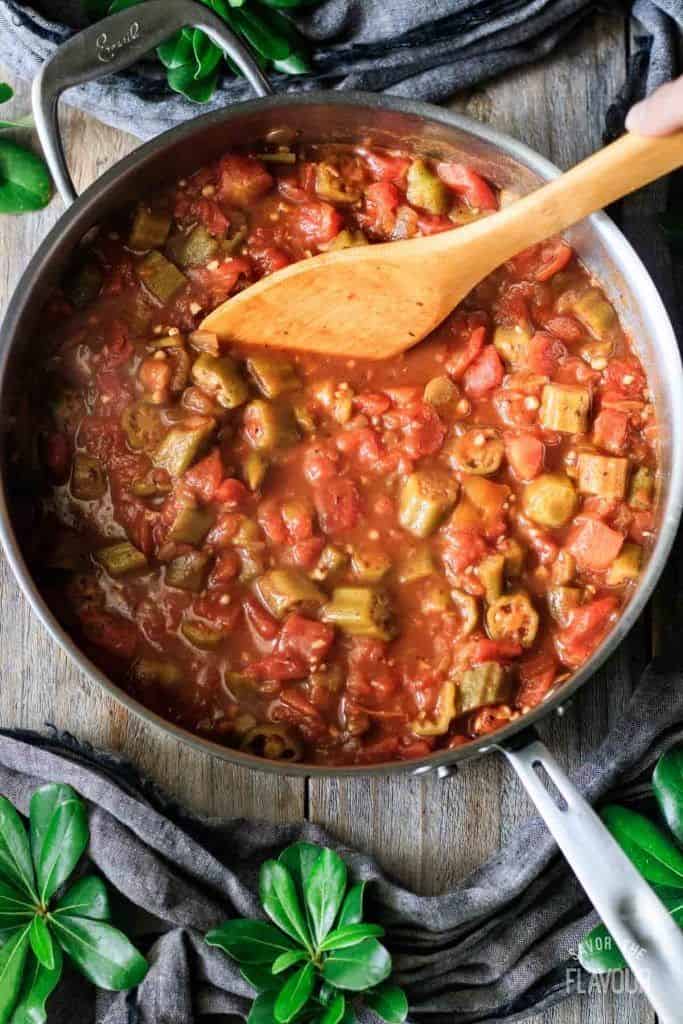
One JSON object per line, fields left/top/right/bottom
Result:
{"left": 31, "top": 0, "right": 273, "bottom": 207}
{"left": 499, "top": 729, "right": 683, "bottom": 1024}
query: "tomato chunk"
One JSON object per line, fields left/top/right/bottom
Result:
{"left": 219, "top": 154, "right": 273, "bottom": 207}
{"left": 505, "top": 433, "right": 544, "bottom": 481}
{"left": 566, "top": 517, "right": 624, "bottom": 572}
{"left": 278, "top": 614, "right": 335, "bottom": 665}
{"left": 593, "top": 409, "right": 629, "bottom": 453}
{"left": 436, "top": 163, "right": 498, "bottom": 210}
{"left": 463, "top": 345, "right": 504, "bottom": 398}
{"left": 314, "top": 479, "right": 361, "bottom": 535}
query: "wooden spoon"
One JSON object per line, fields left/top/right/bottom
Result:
{"left": 201, "top": 131, "right": 683, "bottom": 360}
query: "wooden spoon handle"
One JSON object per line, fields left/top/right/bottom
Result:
{"left": 456, "top": 130, "right": 683, "bottom": 267}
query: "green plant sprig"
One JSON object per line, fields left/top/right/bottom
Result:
{"left": 206, "top": 842, "right": 408, "bottom": 1024}
{"left": 84, "top": 0, "right": 319, "bottom": 103}
{"left": 0, "top": 783, "right": 148, "bottom": 1022}
{"left": 0, "top": 84, "right": 52, "bottom": 215}
{"left": 579, "top": 746, "right": 683, "bottom": 973}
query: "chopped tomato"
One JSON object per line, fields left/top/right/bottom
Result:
{"left": 258, "top": 499, "right": 288, "bottom": 544}
{"left": 363, "top": 182, "right": 400, "bottom": 236}
{"left": 463, "top": 345, "right": 504, "bottom": 398}
{"left": 287, "top": 537, "right": 325, "bottom": 570}
{"left": 526, "top": 332, "right": 566, "bottom": 376}
{"left": 193, "top": 594, "right": 241, "bottom": 628}
{"left": 191, "top": 257, "right": 251, "bottom": 303}
{"left": 604, "top": 358, "right": 647, "bottom": 399}
{"left": 398, "top": 401, "right": 446, "bottom": 459}
{"left": 556, "top": 596, "right": 619, "bottom": 669}
{"left": 193, "top": 197, "right": 230, "bottom": 237}
{"left": 278, "top": 614, "right": 335, "bottom": 665}
{"left": 593, "top": 409, "right": 629, "bottom": 453}
{"left": 362, "top": 150, "right": 411, "bottom": 186}
{"left": 629, "top": 509, "right": 655, "bottom": 544}
{"left": 517, "top": 651, "right": 558, "bottom": 708}
{"left": 214, "top": 478, "right": 250, "bottom": 508}
{"left": 297, "top": 201, "right": 344, "bottom": 249}
{"left": 335, "top": 427, "right": 382, "bottom": 467}
{"left": 210, "top": 551, "right": 241, "bottom": 585}
{"left": 218, "top": 154, "right": 273, "bottom": 207}
{"left": 436, "top": 162, "right": 498, "bottom": 210}
{"left": 566, "top": 517, "right": 624, "bottom": 572}
{"left": 544, "top": 315, "right": 585, "bottom": 342}
{"left": 505, "top": 433, "right": 544, "bottom": 480}
{"left": 465, "top": 637, "right": 523, "bottom": 665}
{"left": 303, "top": 442, "right": 339, "bottom": 484}
{"left": 206, "top": 510, "right": 241, "bottom": 549}
{"left": 446, "top": 324, "right": 486, "bottom": 379}
{"left": 441, "top": 530, "right": 487, "bottom": 574}
{"left": 416, "top": 214, "right": 453, "bottom": 235}
{"left": 353, "top": 392, "right": 391, "bottom": 417}
{"left": 249, "top": 244, "right": 291, "bottom": 276}
{"left": 535, "top": 241, "right": 573, "bottom": 282}
{"left": 248, "top": 654, "right": 307, "bottom": 682}
{"left": 243, "top": 595, "right": 280, "bottom": 640}
{"left": 314, "top": 478, "right": 361, "bottom": 535}
{"left": 183, "top": 449, "right": 223, "bottom": 504}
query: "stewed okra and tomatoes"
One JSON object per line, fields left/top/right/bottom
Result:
{"left": 24, "top": 142, "right": 657, "bottom": 765}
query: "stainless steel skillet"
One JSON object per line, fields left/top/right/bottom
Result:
{"left": 1, "top": 1, "right": 682, "bottom": 1014}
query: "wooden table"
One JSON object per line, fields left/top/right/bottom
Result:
{"left": 0, "top": 12, "right": 673, "bottom": 1020}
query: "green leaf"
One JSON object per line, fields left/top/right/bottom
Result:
{"left": 30, "top": 787, "right": 88, "bottom": 903}
{"left": 167, "top": 65, "right": 219, "bottom": 103}
{"left": 0, "top": 141, "right": 52, "bottom": 215}
{"left": 0, "top": 928, "right": 30, "bottom": 1024}
{"left": 322, "top": 939, "right": 392, "bottom": 992}
{"left": 0, "top": 800, "right": 36, "bottom": 901}
{"left": 54, "top": 877, "right": 110, "bottom": 921}
{"left": 157, "top": 32, "right": 196, "bottom": 71}
{"left": 50, "top": 915, "right": 147, "bottom": 991}
{"left": 0, "top": 85, "right": 13, "bottom": 105}
{"left": 272, "top": 948, "right": 308, "bottom": 974}
{"left": 365, "top": 984, "right": 408, "bottom": 1023}
{"left": 279, "top": 843, "right": 321, "bottom": 898}
{"left": 602, "top": 805, "right": 683, "bottom": 887}
{"left": 192, "top": 31, "right": 223, "bottom": 79}
{"left": 206, "top": 919, "right": 298, "bottom": 965}
{"left": 653, "top": 747, "right": 683, "bottom": 844}
{"left": 274, "top": 962, "right": 315, "bottom": 1023}
{"left": 0, "top": 881, "right": 34, "bottom": 925}
{"left": 241, "top": 964, "right": 283, "bottom": 993}
{"left": 29, "top": 786, "right": 75, "bottom": 871}
{"left": 579, "top": 895, "right": 683, "bottom": 972}
{"left": 320, "top": 992, "right": 345, "bottom": 1024}
{"left": 260, "top": 861, "right": 312, "bottom": 950}
{"left": 305, "top": 850, "right": 347, "bottom": 947}
{"left": 248, "top": 990, "right": 278, "bottom": 1024}
{"left": 36, "top": 804, "right": 88, "bottom": 904}
{"left": 28, "top": 919, "right": 53, "bottom": 972}
{"left": 336, "top": 884, "right": 365, "bottom": 928}
{"left": 230, "top": 7, "right": 292, "bottom": 61}
{"left": 319, "top": 924, "right": 384, "bottom": 952}
{"left": 9, "top": 944, "right": 62, "bottom": 1024}
{"left": 271, "top": 54, "right": 310, "bottom": 75}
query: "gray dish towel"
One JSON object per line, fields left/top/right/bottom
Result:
{"left": 0, "top": 0, "right": 681, "bottom": 139}
{"left": 1, "top": 657, "right": 683, "bottom": 1024}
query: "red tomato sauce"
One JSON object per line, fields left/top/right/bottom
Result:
{"left": 17, "top": 142, "right": 658, "bottom": 765}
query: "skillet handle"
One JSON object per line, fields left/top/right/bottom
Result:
{"left": 31, "top": 0, "right": 273, "bottom": 207}
{"left": 499, "top": 729, "right": 683, "bottom": 1023}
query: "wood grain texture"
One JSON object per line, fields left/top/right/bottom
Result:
{"left": 0, "top": 14, "right": 661, "bottom": 1019}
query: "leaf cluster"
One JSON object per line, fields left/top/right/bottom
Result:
{"left": 84, "top": 0, "right": 319, "bottom": 102}
{"left": 0, "top": 784, "right": 148, "bottom": 1022}
{"left": 0, "top": 84, "right": 52, "bottom": 215}
{"left": 206, "top": 842, "right": 408, "bottom": 1024}
{"left": 579, "top": 747, "right": 683, "bottom": 973}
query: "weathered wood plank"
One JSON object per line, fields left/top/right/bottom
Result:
{"left": 0, "top": 69, "right": 305, "bottom": 823}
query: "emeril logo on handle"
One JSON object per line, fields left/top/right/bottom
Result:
{"left": 96, "top": 21, "right": 141, "bottom": 63}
